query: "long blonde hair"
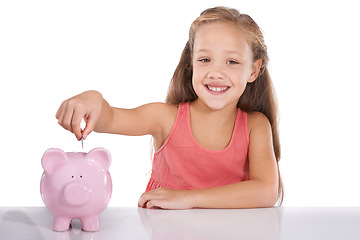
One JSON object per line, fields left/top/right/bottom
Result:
{"left": 165, "top": 6, "right": 283, "bottom": 205}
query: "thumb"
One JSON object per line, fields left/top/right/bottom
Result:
{"left": 82, "top": 117, "right": 96, "bottom": 140}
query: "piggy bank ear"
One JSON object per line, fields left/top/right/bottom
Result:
{"left": 41, "top": 148, "right": 67, "bottom": 173}
{"left": 86, "top": 148, "right": 111, "bottom": 170}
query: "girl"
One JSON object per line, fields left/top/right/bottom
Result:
{"left": 56, "top": 6, "right": 283, "bottom": 209}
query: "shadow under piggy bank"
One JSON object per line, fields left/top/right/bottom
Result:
{"left": 0, "top": 210, "right": 45, "bottom": 239}
{"left": 40, "top": 147, "right": 112, "bottom": 232}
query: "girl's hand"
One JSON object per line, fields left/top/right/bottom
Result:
{"left": 138, "top": 188, "right": 194, "bottom": 210}
{"left": 56, "top": 90, "right": 103, "bottom": 140}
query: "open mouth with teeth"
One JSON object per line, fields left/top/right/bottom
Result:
{"left": 205, "top": 85, "right": 230, "bottom": 94}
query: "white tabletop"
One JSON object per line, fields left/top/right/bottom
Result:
{"left": 0, "top": 207, "right": 359, "bottom": 240}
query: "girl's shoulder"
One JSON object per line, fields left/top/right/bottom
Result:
{"left": 140, "top": 102, "right": 178, "bottom": 129}
{"left": 246, "top": 111, "right": 271, "bottom": 135}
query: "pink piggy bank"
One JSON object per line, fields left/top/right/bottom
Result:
{"left": 40, "top": 147, "right": 112, "bottom": 232}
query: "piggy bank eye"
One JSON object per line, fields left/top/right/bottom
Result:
{"left": 80, "top": 175, "right": 83, "bottom": 178}
{"left": 71, "top": 176, "right": 74, "bottom": 178}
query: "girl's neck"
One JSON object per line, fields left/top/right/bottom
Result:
{"left": 189, "top": 99, "right": 238, "bottom": 151}
{"left": 190, "top": 99, "right": 238, "bottom": 121}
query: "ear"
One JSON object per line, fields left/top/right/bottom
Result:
{"left": 86, "top": 148, "right": 111, "bottom": 170}
{"left": 248, "top": 59, "right": 262, "bottom": 83}
{"left": 41, "top": 148, "right": 67, "bottom": 173}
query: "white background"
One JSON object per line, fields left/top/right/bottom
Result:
{"left": 0, "top": 0, "right": 359, "bottom": 207}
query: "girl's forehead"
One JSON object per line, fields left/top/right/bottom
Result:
{"left": 193, "top": 22, "right": 251, "bottom": 56}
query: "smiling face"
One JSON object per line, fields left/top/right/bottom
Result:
{"left": 192, "top": 22, "right": 261, "bottom": 111}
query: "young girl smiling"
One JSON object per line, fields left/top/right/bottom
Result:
{"left": 56, "top": 6, "right": 283, "bottom": 209}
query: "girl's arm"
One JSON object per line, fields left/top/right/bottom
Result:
{"left": 138, "top": 112, "right": 279, "bottom": 209}
{"left": 56, "top": 90, "right": 175, "bottom": 142}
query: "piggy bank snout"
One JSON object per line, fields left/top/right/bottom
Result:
{"left": 64, "top": 183, "right": 91, "bottom": 206}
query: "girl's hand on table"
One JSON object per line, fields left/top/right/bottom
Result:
{"left": 138, "top": 188, "right": 194, "bottom": 210}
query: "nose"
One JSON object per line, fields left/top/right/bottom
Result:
{"left": 207, "top": 65, "right": 225, "bottom": 80}
{"left": 207, "top": 72, "right": 224, "bottom": 80}
{"left": 64, "top": 183, "right": 91, "bottom": 206}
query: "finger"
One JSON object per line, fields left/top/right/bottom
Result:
{"left": 138, "top": 194, "right": 142, "bottom": 207}
{"left": 55, "top": 102, "right": 63, "bottom": 120}
{"left": 56, "top": 101, "right": 66, "bottom": 125}
{"left": 138, "top": 199, "right": 148, "bottom": 208}
{"left": 56, "top": 108, "right": 64, "bottom": 127}
{"left": 146, "top": 200, "right": 165, "bottom": 209}
{"left": 58, "top": 104, "right": 74, "bottom": 132}
{"left": 138, "top": 191, "right": 159, "bottom": 208}
{"left": 56, "top": 100, "right": 71, "bottom": 122}
{"left": 82, "top": 116, "right": 96, "bottom": 140}
{"left": 71, "top": 108, "right": 85, "bottom": 140}
{"left": 138, "top": 193, "right": 145, "bottom": 207}
{"left": 146, "top": 200, "right": 154, "bottom": 209}
{"left": 138, "top": 193, "right": 149, "bottom": 208}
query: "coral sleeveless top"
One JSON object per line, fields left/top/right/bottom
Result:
{"left": 146, "top": 102, "right": 249, "bottom": 192}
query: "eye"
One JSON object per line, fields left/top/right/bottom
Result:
{"left": 227, "top": 59, "right": 239, "bottom": 65}
{"left": 199, "top": 58, "right": 210, "bottom": 63}
{"left": 71, "top": 176, "right": 74, "bottom": 178}
{"left": 80, "top": 175, "right": 83, "bottom": 178}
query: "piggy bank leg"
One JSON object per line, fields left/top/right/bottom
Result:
{"left": 81, "top": 216, "right": 100, "bottom": 232}
{"left": 53, "top": 216, "right": 71, "bottom": 231}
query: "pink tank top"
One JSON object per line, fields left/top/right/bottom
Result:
{"left": 146, "top": 102, "right": 249, "bottom": 192}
